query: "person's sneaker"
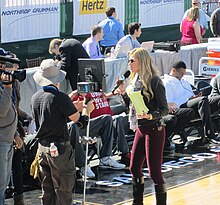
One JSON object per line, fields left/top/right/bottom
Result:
{"left": 99, "top": 156, "right": 126, "bottom": 170}
{"left": 80, "top": 164, "right": 95, "bottom": 179}
{"left": 120, "top": 152, "right": 131, "bottom": 166}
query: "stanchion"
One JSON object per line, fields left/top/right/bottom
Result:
{"left": 79, "top": 117, "right": 97, "bottom": 205}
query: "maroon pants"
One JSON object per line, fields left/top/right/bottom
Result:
{"left": 130, "top": 124, "right": 165, "bottom": 185}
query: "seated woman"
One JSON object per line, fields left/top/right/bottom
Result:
{"left": 180, "top": 7, "right": 202, "bottom": 45}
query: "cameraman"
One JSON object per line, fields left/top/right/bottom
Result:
{"left": 3, "top": 58, "right": 31, "bottom": 205}
{"left": 0, "top": 70, "right": 23, "bottom": 205}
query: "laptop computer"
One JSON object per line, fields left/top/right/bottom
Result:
{"left": 142, "top": 41, "right": 154, "bottom": 52}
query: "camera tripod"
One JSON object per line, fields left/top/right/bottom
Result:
{"left": 79, "top": 117, "right": 97, "bottom": 205}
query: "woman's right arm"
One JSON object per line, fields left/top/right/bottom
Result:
{"left": 180, "top": 22, "right": 182, "bottom": 32}
{"left": 193, "top": 21, "right": 202, "bottom": 43}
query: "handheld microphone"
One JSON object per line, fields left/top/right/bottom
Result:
{"left": 112, "top": 70, "right": 130, "bottom": 94}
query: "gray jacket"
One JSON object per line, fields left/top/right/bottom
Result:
{"left": 210, "top": 8, "right": 220, "bottom": 37}
{"left": 0, "top": 85, "right": 17, "bottom": 143}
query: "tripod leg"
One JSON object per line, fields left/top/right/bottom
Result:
{"left": 82, "top": 141, "right": 89, "bottom": 205}
{"left": 82, "top": 120, "right": 90, "bottom": 205}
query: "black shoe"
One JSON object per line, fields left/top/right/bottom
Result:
{"left": 163, "top": 145, "right": 175, "bottom": 155}
{"left": 192, "top": 137, "right": 209, "bottom": 146}
{"left": 174, "top": 143, "right": 184, "bottom": 153}
{"left": 208, "top": 134, "right": 220, "bottom": 144}
{"left": 183, "top": 141, "right": 196, "bottom": 154}
{"left": 120, "top": 153, "right": 131, "bottom": 166}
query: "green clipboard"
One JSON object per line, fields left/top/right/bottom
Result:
{"left": 129, "top": 91, "right": 149, "bottom": 115}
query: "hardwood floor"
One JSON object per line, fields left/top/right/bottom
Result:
{"left": 117, "top": 172, "right": 220, "bottom": 205}
{"left": 6, "top": 146, "right": 220, "bottom": 205}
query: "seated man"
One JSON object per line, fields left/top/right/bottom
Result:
{"left": 114, "top": 22, "right": 142, "bottom": 58}
{"left": 69, "top": 91, "right": 129, "bottom": 178}
{"left": 163, "top": 61, "right": 220, "bottom": 143}
{"left": 82, "top": 25, "right": 104, "bottom": 59}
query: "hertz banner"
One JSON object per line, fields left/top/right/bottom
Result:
{"left": 1, "top": 0, "right": 60, "bottom": 43}
{"left": 73, "top": 0, "right": 125, "bottom": 35}
{"left": 79, "top": 0, "right": 108, "bottom": 15}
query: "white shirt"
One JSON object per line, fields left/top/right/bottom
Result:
{"left": 163, "top": 74, "right": 194, "bottom": 107}
{"left": 114, "top": 35, "right": 141, "bottom": 58}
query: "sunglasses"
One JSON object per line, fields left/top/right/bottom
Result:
{"left": 129, "top": 59, "right": 136, "bottom": 63}
{"left": 192, "top": 2, "right": 199, "bottom": 5}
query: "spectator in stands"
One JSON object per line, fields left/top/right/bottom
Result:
{"left": 82, "top": 25, "right": 104, "bottom": 59}
{"left": 181, "top": 0, "right": 208, "bottom": 36}
{"left": 119, "top": 48, "right": 168, "bottom": 205}
{"left": 0, "top": 61, "right": 23, "bottom": 205}
{"left": 180, "top": 7, "right": 202, "bottom": 45}
{"left": 98, "top": 7, "right": 124, "bottom": 55}
{"left": 114, "top": 22, "right": 142, "bottom": 58}
{"left": 69, "top": 91, "right": 128, "bottom": 178}
{"left": 210, "top": 0, "right": 220, "bottom": 37}
{"left": 48, "top": 38, "right": 89, "bottom": 91}
{"left": 31, "top": 59, "right": 94, "bottom": 205}
{"left": 163, "top": 61, "right": 220, "bottom": 144}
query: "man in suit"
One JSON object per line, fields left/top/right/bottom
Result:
{"left": 49, "top": 38, "right": 90, "bottom": 91}
{"left": 210, "top": 0, "right": 220, "bottom": 37}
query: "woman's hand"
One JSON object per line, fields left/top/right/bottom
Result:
{"left": 137, "top": 112, "right": 153, "bottom": 120}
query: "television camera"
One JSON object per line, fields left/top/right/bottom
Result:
{"left": 0, "top": 55, "right": 26, "bottom": 83}
{"left": 77, "top": 58, "right": 106, "bottom": 94}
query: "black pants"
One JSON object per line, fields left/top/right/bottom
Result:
{"left": 180, "top": 96, "right": 215, "bottom": 137}
{"left": 12, "top": 149, "right": 23, "bottom": 196}
{"left": 162, "top": 108, "right": 195, "bottom": 143}
{"left": 100, "top": 45, "right": 115, "bottom": 55}
{"left": 174, "top": 108, "right": 195, "bottom": 131}
{"left": 208, "top": 95, "right": 220, "bottom": 114}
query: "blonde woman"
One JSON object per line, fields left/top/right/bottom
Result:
{"left": 119, "top": 48, "right": 168, "bottom": 205}
{"left": 180, "top": 7, "right": 202, "bottom": 44}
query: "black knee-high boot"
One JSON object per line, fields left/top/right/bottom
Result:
{"left": 132, "top": 176, "right": 144, "bottom": 205}
{"left": 155, "top": 184, "right": 167, "bottom": 205}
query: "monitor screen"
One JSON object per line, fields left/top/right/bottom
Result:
{"left": 78, "top": 58, "right": 106, "bottom": 92}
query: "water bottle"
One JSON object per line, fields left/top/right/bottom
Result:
{"left": 50, "top": 143, "right": 59, "bottom": 157}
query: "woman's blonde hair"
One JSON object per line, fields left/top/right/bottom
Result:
{"left": 48, "top": 38, "right": 62, "bottom": 54}
{"left": 188, "top": 7, "right": 200, "bottom": 21}
{"left": 128, "top": 48, "right": 159, "bottom": 101}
